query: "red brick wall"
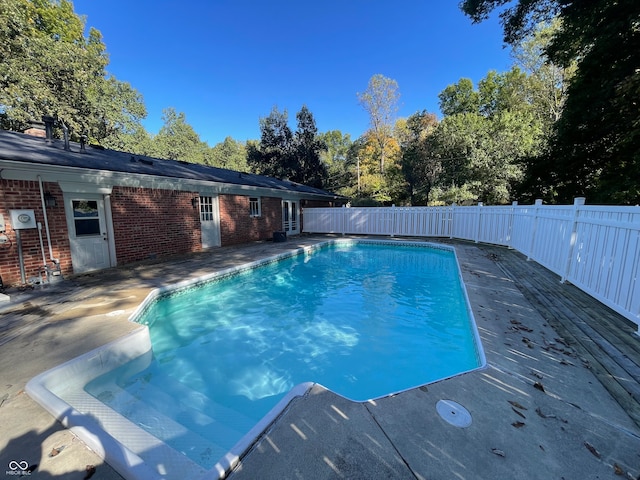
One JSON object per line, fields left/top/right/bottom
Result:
{"left": 0, "top": 180, "right": 326, "bottom": 285}
{"left": 110, "top": 187, "right": 201, "bottom": 264}
{"left": 219, "top": 195, "right": 282, "bottom": 245}
{"left": 0, "top": 180, "right": 71, "bottom": 286}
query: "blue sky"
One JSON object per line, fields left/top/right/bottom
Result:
{"left": 73, "top": 0, "right": 512, "bottom": 146}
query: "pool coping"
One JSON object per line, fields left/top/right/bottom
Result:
{"left": 25, "top": 238, "right": 487, "bottom": 480}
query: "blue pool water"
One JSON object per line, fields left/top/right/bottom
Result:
{"left": 85, "top": 241, "right": 482, "bottom": 469}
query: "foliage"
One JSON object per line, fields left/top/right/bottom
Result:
{"left": 431, "top": 69, "right": 545, "bottom": 204}
{"left": 0, "top": 0, "right": 146, "bottom": 142}
{"left": 357, "top": 74, "right": 400, "bottom": 174}
{"left": 248, "top": 105, "right": 328, "bottom": 187}
{"left": 293, "top": 105, "right": 328, "bottom": 188}
{"left": 398, "top": 111, "right": 439, "bottom": 205}
{"left": 247, "top": 106, "right": 295, "bottom": 180}
{"left": 344, "top": 131, "right": 402, "bottom": 204}
{"left": 461, "top": 0, "right": 640, "bottom": 204}
{"left": 438, "top": 79, "right": 479, "bottom": 116}
{"left": 148, "top": 108, "right": 208, "bottom": 163}
{"left": 207, "top": 137, "right": 248, "bottom": 172}
{"left": 319, "top": 130, "right": 353, "bottom": 194}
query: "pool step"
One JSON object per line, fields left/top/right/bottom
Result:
{"left": 96, "top": 380, "right": 233, "bottom": 467}
{"left": 59, "top": 388, "right": 208, "bottom": 480}
{"left": 125, "top": 369, "right": 258, "bottom": 446}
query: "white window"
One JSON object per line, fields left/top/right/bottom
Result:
{"left": 249, "top": 197, "right": 261, "bottom": 217}
{"left": 199, "top": 196, "right": 214, "bottom": 221}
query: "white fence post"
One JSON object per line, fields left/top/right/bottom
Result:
{"left": 391, "top": 204, "right": 396, "bottom": 237}
{"left": 449, "top": 203, "right": 456, "bottom": 239}
{"left": 561, "top": 197, "right": 586, "bottom": 283}
{"left": 527, "top": 199, "right": 543, "bottom": 260}
{"left": 475, "top": 202, "right": 483, "bottom": 243}
{"left": 508, "top": 201, "right": 518, "bottom": 249}
{"left": 342, "top": 205, "right": 347, "bottom": 236}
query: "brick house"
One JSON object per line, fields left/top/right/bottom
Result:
{"left": 0, "top": 128, "right": 341, "bottom": 286}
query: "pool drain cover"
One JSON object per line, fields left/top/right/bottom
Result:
{"left": 436, "top": 400, "right": 472, "bottom": 428}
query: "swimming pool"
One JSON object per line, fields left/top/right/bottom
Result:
{"left": 26, "top": 239, "right": 485, "bottom": 480}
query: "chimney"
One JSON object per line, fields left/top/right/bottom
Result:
{"left": 42, "top": 115, "right": 55, "bottom": 141}
{"left": 24, "top": 120, "right": 46, "bottom": 138}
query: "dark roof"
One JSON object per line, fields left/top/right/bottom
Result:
{"left": 0, "top": 129, "right": 340, "bottom": 199}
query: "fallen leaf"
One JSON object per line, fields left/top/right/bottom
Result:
{"left": 511, "top": 421, "right": 525, "bottom": 428}
{"left": 48, "top": 446, "right": 65, "bottom": 457}
{"left": 508, "top": 400, "right": 527, "bottom": 410}
{"left": 491, "top": 448, "right": 505, "bottom": 457}
{"left": 613, "top": 463, "right": 624, "bottom": 476}
{"left": 84, "top": 465, "right": 96, "bottom": 480}
{"left": 530, "top": 371, "right": 543, "bottom": 379}
{"left": 512, "top": 407, "right": 526, "bottom": 419}
{"left": 584, "top": 441, "right": 601, "bottom": 458}
{"left": 534, "top": 382, "right": 545, "bottom": 392}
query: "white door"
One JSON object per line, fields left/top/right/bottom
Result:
{"left": 65, "top": 194, "right": 112, "bottom": 273}
{"left": 199, "top": 195, "right": 221, "bottom": 248}
{"left": 282, "top": 200, "right": 299, "bottom": 235}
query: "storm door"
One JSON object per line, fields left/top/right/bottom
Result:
{"left": 64, "top": 194, "right": 112, "bottom": 273}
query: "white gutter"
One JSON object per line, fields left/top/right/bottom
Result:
{"left": 37, "top": 175, "right": 59, "bottom": 264}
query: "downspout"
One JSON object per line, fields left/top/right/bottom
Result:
{"left": 37, "top": 175, "right": 59, "bottom": 265}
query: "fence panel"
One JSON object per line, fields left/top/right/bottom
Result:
{"left": 451, "top": 207, "right": 479, "bottom": 241}
{"left": 303, "top": 208, "right": 343, "bottom": 234}
{"left": 568, "top": 206, "right": 640, "bottom": 321}
{"left": 526, "top": 206, "right": 574, "bottom": 275}
{"left": 394, "top": 207, "right": 452, "bottom": 237}
{"left": 476, "top": 205, "right": 513, "bottom": 246}
{"left": 510, "top": 206, "right": 537, "bottom": 256}
{"left": 303, "top": 203, "right": 640, "bottom": 328}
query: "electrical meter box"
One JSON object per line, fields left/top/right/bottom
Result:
{"left": 9, "top": 209, "right": 37, "bottom": 229}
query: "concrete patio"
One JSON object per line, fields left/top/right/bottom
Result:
{"left": 1, "top": 235, "right": 639, "bottom": 479}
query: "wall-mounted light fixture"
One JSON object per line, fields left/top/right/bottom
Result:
{"left": 44, "top": 192, "right": 57, "bottom": 208}
{"left": 191, "top": 197, "right": 200, "bottom": 209}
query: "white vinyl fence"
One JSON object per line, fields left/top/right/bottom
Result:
{"left": 303, "top": 199, "right": 640, "bottom": 331}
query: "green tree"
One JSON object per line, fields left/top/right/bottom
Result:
{"left": 511, "top": 19, "right": 574, "bottom": 129}
{"left": 91, "top": 76, "right": 148, "bottom": 149}
{"left": 432, "top": 71, "right": 544, "bottom": 204}
{"left": 207, "top": 137, "right": 248, "bottom": 171}
{"left": 460, "top": 0, "right": 640, "bottom": 204}
{"left": 292, "top": 105, "right": 327, "bottom": 188}
{"left": 319, "top": 130, "right": 353, "bottom": 194}
{"left": 0, "top": 0, "right": 147, "bottom": 143}
{"left": 247, "top": 106, "right": 295, "bottom": 180}
{"left": 248, "top": 106, "right": 328, "bottom": 187}
{"left": 399, "top": 111, "right": 440, "bottom": 205}
{"left": 152, "top": 108, "right": 207, "bottom": 163}
{"left": 478, "top": 68, "right": 531, "bottom": 117}
{"left": 438, "top": 79, "right": 480, "bottom": 116}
